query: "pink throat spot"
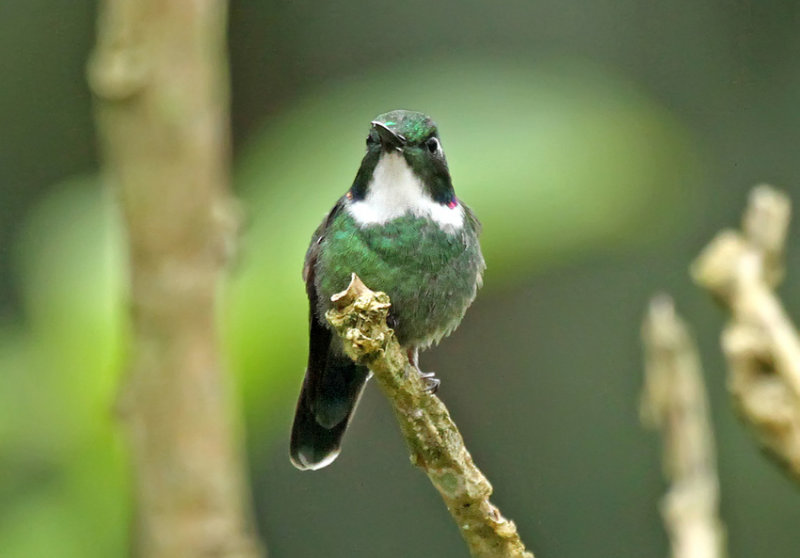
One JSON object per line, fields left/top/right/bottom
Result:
{"left": 447, "top": 199, "right": 458, "bottom": 209}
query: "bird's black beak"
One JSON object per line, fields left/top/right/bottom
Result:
{"left": 371, "top": 121, "right": 406, "bottom": 152}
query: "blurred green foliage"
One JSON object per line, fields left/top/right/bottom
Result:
{"left": 1, "top": 178, "right": 128, "bottom": 557}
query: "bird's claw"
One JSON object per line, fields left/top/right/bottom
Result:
{"left": 418, "top": 370, "right": 440, "bottom": 394}
{"left": 404, "top": 348, "right": 440, "bottom": 393}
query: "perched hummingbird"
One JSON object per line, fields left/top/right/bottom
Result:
{"left": 290, "top": 110, "right": 485, "bottom": 470}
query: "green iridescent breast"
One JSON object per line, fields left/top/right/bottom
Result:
{"left": 314, "top": 209, "right": 484, "bottom": 347}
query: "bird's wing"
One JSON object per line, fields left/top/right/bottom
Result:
{"left": 300, "top": 197, "right": 346, "bottom": 401}
{"left": 302, "top": 197, "right": 344, "bottom": 285}
{"left": 462, "top": 202, "right": 483, "bottom": 236}
{"left": 291, "top": 197, "right": 370, "bottom": 470}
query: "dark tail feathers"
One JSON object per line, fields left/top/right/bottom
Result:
{"left": 290, "top": 353, "right": 369, "bottom": 470}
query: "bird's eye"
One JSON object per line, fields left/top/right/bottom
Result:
{"left": 426, "top": 137, "right": 440, "bottom": 154}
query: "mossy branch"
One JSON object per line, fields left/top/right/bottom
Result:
{"left": 326, "top": 274, "right": 534, "bottom": 558}
{"left": 641, "top": 296, "right": 726, "bottom": 558}
{"left": 692, "top": 185, "right": 800, "bottom": 481}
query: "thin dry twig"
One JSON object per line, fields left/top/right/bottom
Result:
{"left": 641, "top": 295, "right": 726, "bottom": 558}
{"left": 89, "top": 1, "right": 262, "bottom": 556}
{"left": 327, "top": 274, "right": 534, "bottom": 558}
{"left": 692, "top": 184, "right": 800, "bottom": 480}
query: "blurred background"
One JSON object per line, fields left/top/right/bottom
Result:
{"left": 2, "top": 1, "right": 800, "bottom": 556}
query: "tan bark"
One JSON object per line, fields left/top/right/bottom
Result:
{"left": 693, "top": 185, "right": 800, "bottom": 481}
{"left": 641, "top": 296, "right": 726, "bottom": 558}
{"left": 327, "top": 274, "right": 534, "bottom": 558}
{"left": 88, "top": 1, "right": 262, "bottom": 556}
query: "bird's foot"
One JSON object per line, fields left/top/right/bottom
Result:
{"left": 405, "top": 348, "right": 439, "bottom": 393}
{"left": 418, "top": 370, "right": 440, "bottom": 394}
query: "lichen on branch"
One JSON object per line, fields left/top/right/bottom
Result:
{"left": 327, "top": 273, "right": 534, "bottom": 558}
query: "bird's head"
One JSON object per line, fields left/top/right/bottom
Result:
{"left": 349, "top": 110, "right": 456, "bottom": 208}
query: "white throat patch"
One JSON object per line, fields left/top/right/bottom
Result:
{"left": 346, "top": 152, "right": 464, "bottom": 232}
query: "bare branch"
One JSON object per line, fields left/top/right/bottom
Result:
{"left": 327, "top": 274, "right": 534, "bottom": 558}
{"left": 692, "top": 185, "right": 800, "bottom": 481}
{"left": 642, "top": 295, "right": 726, "bottom": 558}
{"left": 89, "top": 1, "right": 262, "bottom": 556}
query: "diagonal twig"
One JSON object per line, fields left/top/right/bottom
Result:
{"left": 327, "top": 274, "right": 534, "bottom": 558}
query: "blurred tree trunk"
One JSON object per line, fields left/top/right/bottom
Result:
{"left": 88, "top": 1, "right": 262, "bottom": 556}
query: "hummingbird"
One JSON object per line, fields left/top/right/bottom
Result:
{"left": 290, "top": 110, "right": 485, "bottom": 470}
